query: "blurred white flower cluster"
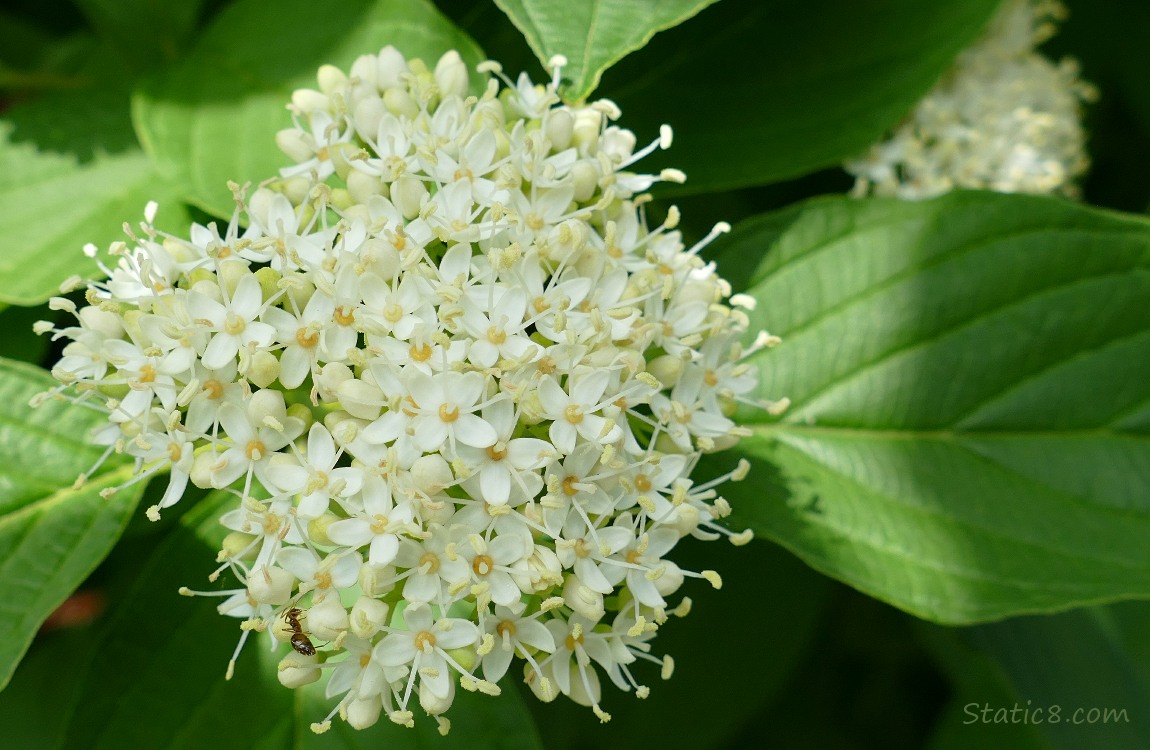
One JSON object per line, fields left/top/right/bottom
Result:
{"left": 845, "top": 0, "right": 1095, "bottom": 199}
{"left": 37, "top": 47, "right": 779, "bottom": 732}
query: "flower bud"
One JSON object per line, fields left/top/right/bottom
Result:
{"left": 562, "top": 574, "right": 605, "bottom": 620}
{"left": 524, "top": 664, "right": 556, "bottom": 702}
{"left": 546, "top": 108, "right": 574, "bottom": 152}
{"left": 647, "top": 354, "right": 684, "bottom": 389}
{"left": 248, "top": 565, "right": 294, "bottom": 605}
{"left": 189, "top": 451, "right": 217, "bottom": 489}
{"left": 317, "top": 362, "right": 353, "bottom": 401}
{"left": 245, "top": 350, "right": 280, "bottom": 389}
{"left": 249, "top": 387, "right": 288, "bottom": 424}
{"left": 276, "top": 128, "right": 313, "bottom": 162}
{"left": 79, "top": 305, "right": 124, "bottom": 338}
{"left": 434, "top": 50, "right": 469, "bottom": 99}
{"left": 384, "top": 87, "right": 419, "bottom": 119}
{"left": 350, "top": 596, "right": 390, "bottom": 639}
{"left": 375, "top": 46, "right": 408, "bottom": 90}
{"left": 349, "top": 54, "right": 378, "bottom": 87}
{"left": 307, "top": 511, "right": 341, "bottom": 547}
{"left": 353, "top": 96, "right": 385, "bottom": 142}
{"left": 391, "top": 175, "right": 427, "bottom": 219}
{"left": 221, "top": 531, "right": 258, "bottom": 560}
{"left": 347, "top": 170, "right": 384, "bottom": 204}
{"left": 291, "top": 87, "right": 329, "bottom": 112}
{"left": 278, "top": 651, "right": 322, "bottom": 688}
{"left": 317, "top": 64, "right": 348, "bottom": 96}
{"left": 419, "top": 682, "right": 455, "bottom": 715}
{"left": 308, "top": 594, "right": 349, "bottom": 640}
{"left": 570, "top": 161, "right": 599, "bottom": 202}
{"left": 654, "top": 560, "right": 686, "bottom": 597}
{"left": 359, "top": 563, "right": 397, "bottom": 597}
{"left": 411, "top": 454, "right": 452, "bottom": 494}
{"left": 346, "top": 695, "right": 383, "bottom": 729}
{"left": 337, "top": 378, "right": 383, "bottom": 420}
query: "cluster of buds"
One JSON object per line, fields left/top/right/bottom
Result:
{"left": 37, "top": 47, "right": 780, "bottom": 733}
{"left": 845, "top": 0, "right": 1096, "bottom": 199}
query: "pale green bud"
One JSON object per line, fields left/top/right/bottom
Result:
{"left": 562, "top": 574, "right": 605, "bottom": 621}
{"left": 647, "top": 354, "right": 684, "bottom": 389}
{"left": 384, "top": 87, "right": 419, "bottom": 119}
{"left": 248, "top": 565, "right": 294, "bottom": 605}
{"left": 434, "top": 50, "right": 469, "bottom": 99}
{"left": 347, "top": 170, "right": 384, "bottom": 204}
{"left": 316, "top": 64, "right": 347, "bottom": 96}
{"left": 276, "top": 128, "right": 313, "bottom": 162}
{"left": 307, "top": 512, "right": 341, "bottom": 547}
{"left": 391, "top": 174, "right": 427, "bottom": 219}
{"left": 221, "top": 531, "right": 258, "bottom": 560}
{"left": 308, "top": 594, "right": 349, "bottom": 641}
{"left": 545, "top": 108, "right": 574, "bottom": 152}
{"left": 346, "top": 696, "right": 383, "bottom": 729}
{"left": 350, "top": 596, "right": 390, "bottom": 639}
{"left": 278, "top": 651, "right": 322, "bottom": 689}
{"left": 240, "top": 347, "right": 273, "bottom": 386}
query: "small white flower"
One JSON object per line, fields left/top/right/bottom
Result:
{"left": 187, "top": 273, "right": 277, "bottom": 369}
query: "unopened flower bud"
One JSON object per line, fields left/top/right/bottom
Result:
{"left": 434, "top": 50, "right": 469, "bottom": 99}
{"left": 248, "top": 566, "right": 294, "bottom": 604}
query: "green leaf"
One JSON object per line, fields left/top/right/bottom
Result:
{"left": 0, "top": 303, "right": 50, "bottom": 365}
{"left": 593, "top": 0, "right": 1001, "bottom": 194}
{"left": 920, "top": 625, "right": 1053, "bottom": 750}
{"left": 720, "top": 192, "right": 1150, "bottom": 624}
{"left": 0, "top": 627, "right": 92, "bottom": 747}
{"left": 492, "top": 0, "right": 717, "bottom": 103}
{"left": 529, "top": 539, "right": 833, "bottom": 750}
{"left": 0, "top": 85, "right": 191, "bottom": 305}
{"left": 133, "top": 0, "right": 485, "bottom": 219}
{"left": 297, "top": 680, "right": 544, "bottom": 749}
{"left": 45, "top": 488, "right": 546, "bottom": 747}
{"left": 56, "top": 491, "right": 294, "bottom": 749}
{"left": 0, "top": 358, "right": 143, "bottom": 690}
{"left": 945, "top": 606, "right": 1150, "bottom": 748}
{"left": 73, "top": 0, "right": 205, "bottom": 69}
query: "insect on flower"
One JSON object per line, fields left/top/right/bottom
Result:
{"left": 283, "top": 606, "right": 316, "bottom": 656}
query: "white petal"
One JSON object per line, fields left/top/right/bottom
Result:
{"left": 326, "top": 518, "right": 374, "bottom": 548}
{"left": 454, "top": 413, "right": 497, "bottom": 448}
{"left": 368, "top": 534, "right": 400, "bottom": 567}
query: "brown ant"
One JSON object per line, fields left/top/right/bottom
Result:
{"left": 283, "top": 606, "right": 317, "bottom": 656}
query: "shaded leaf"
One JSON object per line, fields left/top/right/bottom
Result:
{"left": 595, "top": 0, "right": 1001, "bottom": 194}
{"left": 947, "top": 606, "right": 1150, "bottom": 749}
{"left": 73, "top": 0, "right": 206, "bottom": 70}
{"left": 528, "top": 539, "right": 833, "bottom": 750}
{"left": 56, "top": 491, "right": 294, "bottom": 749}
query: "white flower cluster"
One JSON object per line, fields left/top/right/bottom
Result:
{"left": 37, "top": 48, "right": 780, "bottom": 732}
{"left": 844, "top": 0, "right": 1095, "bottom": 199}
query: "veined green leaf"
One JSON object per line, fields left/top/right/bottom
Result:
{"left": 0, "top": 358, "right": 143, "bottom": 690}
{"left": 595, "top": 0, "right": 1001, "bottom": 194}
{"left": 133, "top": 0, "right": 485, "bottom": 220}
{"left": 73, "top": 0, "right": 206, "bottom": 70}
{"left": 0, "top": 85, "right": 190, "bottom": 305}
{"left": 720, "top": 192, "right": 1150, "bottom": 624}
{"left": 43, "top": 487, "right": 545, "bottom": 748}
{"left": 492, "top": 0, "right": 718, "bottom": 103}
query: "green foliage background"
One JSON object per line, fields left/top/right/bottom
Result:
{"left": 2, "top": 0, "right": 1149, "bottom": 747}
